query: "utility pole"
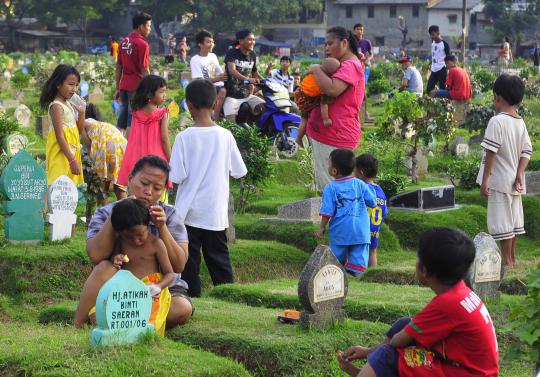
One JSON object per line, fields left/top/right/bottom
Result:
{"left": 462, "top": 0, "right": 467, "bottom": 62}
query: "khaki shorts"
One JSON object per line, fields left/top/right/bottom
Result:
{"left": 487, "top": 190, "right": 525, "bottom": 241}
{"left": 311, "top": 138, "right": 340, "bottom": 192}
{"left": 223, "top": 95, "right": 264, "bottom": 117}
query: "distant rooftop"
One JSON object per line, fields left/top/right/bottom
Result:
{"left": 428, "top": 0, "right": 482, "bottom": 9}
{"left": 332, "top": 0, "right": 427, "bottom": 4}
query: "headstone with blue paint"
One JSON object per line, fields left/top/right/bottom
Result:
{"left": 46, "top": 175, "right": 78, "bottom": 241}
{"left": 0, "top": 150, "right": 47, "bottom": 243}
{"left": 91, "top": 270, "right": 153, "bottom": 347}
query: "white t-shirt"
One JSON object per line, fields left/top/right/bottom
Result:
{"left": 269, "top": 68, "right": 294, "bottom": 94}
{"left": 190, "top": 53, "right": 224, "bottom": 87}
{"left": 431, "top": 40, "right": 448, "bottom": 72}
{"left": 169, "top": 125, "right": 247, "bottom": 230}
{"left": 476, "top": 113, "right": 532, "bottom": 194}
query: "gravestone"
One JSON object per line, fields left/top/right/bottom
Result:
{"left": 298, "top": 245, "right": 348, "bottom": 329}
{"left": 0, "top": 150, "right": 47, "bottom": 243}
{"left": 525, "top": 171, "right": 540, "bottom": 195}
{"left": 468, "top": 233, "right": 503, "bottom": 300}
{"left": 46, "top": 175, "right": 78, "bottom": 241}
{"left": 89, "top": 87, "right": 104, "bottom": 103}
{"left": 2, "top": 99, "right": 20, "bottom": 109}
{"left": 36, "top": 115, "right": 51, "bottom": 137}
{"left": 91, "top": 270, "right": 153, "bottom": 347}
{"left": 3, "top": 133, "right": 28, "bottom": 156}
{"left": 405, "top": 149, "right": 428, "bottom": 179}
{"left": 226, "top": 192, "right": 236, "bottom": 243}
{"left": 14, "top": 104, "right": 31, "bottom": 128}
{"left": 389, "top": 185, "right": 455, "bottom": 211}
{"left": 468, "top": 134, "right": 483, "bottom": 145}
{"left": 451, "top": 137, "right": 469, "bottom": 157}
{"left": 275, "top": 198, "right": 322, "bottom": 223}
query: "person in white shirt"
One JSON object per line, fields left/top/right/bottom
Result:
{"left": 397, "top": 55, "right": 423, "bottom": 96}
{"left": 427, "top": 25, "right": 450, "bottom": 93}
{"left": 265, "top": 56, "right": 294, "bottom": 96}
{"left": 190, "top": 29, "right": 228, "bottom": 121}
{"left": 170, "top": 79, "right": 247, "bottom": 297}
{"left": 477, "top": 74, "right": 532, "bottom": 268}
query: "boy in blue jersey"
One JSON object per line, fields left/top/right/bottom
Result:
{"left": 355, "top": 154, "right": 388, "bottom": 267}
{"left": 315, "top": 149, "right": 377, "bottom": 275}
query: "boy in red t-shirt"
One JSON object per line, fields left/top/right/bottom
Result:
{"left": 429, "top": 55, "right": 471, "bottom": 101}
{"left": 115, "top": 12, "right": 152, "bottom": 136}
{"left": 337, "top": 228, "right": 499, "bottom": 377}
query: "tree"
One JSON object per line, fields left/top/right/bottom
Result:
{"left": 0, "top": 0, "right": 38, "bottom": 51}
{"left": 35, "top": 0, "right": 122, "bottom": 51}
{"left": 483, "top": 0, "right": 540, "bottom": 50}
{"left": 129, "top": 0, "right": 192, "bottom": 52}
{"left": 191, "top": 0, "right": 323, "bottom": 34}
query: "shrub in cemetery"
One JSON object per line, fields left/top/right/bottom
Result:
{"left": 463, "top": 102, "right": 530, "bottom": 135}
{"left": 504, "top": 267, "right": 540, "bottom": 372}
{"left": 297, "top": 146, "right": 317, "bottom": 194}
{"left": 81, "top": 152, "right": 107, "bottom": 221}
{"left": 10, "top": 70, "right": 30, "bottom": 92}
{"left": 377, "top": 171, "right": 409, "bottom": 199}
{"left": 0, "top": 53, "right": 9, "bottom": 71}
{"left": 447, "top": 154, "right": 482, "bottom": 190}
{"left": 367, "top": 78, "right": 392, "bottom": 96}
{"left": 470, "top": 69, "right": 496, "bottom": 93}
{"left": 220, "top": 120, "right": 274, "bottom": 213}
{"left": 0, "top": 112, "right": 20, "bottom": 142}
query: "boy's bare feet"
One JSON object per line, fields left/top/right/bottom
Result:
{"left": 295, "top": 137, "right": 304, "bottom": 148}
{"left": 323, "top": 118, "right": 333, "bottom": 127}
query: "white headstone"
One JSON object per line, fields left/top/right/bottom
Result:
{"left": 14, "top": 104, "right": 31, "bottom": 128}
{"left": 89, "top": 87, "right": 104, "bottom": 103}
{"left": 469, "top": 232, "right": 503, "bottom": 300}
{"left": 46, "top": 175, "right": 78, "bottom": 241}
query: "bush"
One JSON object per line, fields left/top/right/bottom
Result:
{"left": 368, "top": 78, "right": 392, "bottom": 95}
{"left": 377, "top": 171, "right": 409, "bottom": 198}
{"left": 0, "top": 112, "right": 20, "bottom": 142}
{"left": 220, "top": 120, "right": 274, "bottom": 213}
{"left": 503, "top": 268, "right": 540, "bottom": 368}
{"left": 10, "top": 70, "right": 30, "bottom": 91}
{"left": 471, "top": 69, "right": 497, "bottom": 93}
{"left": 448, "top": 154, "right": 482, "bottom": 189}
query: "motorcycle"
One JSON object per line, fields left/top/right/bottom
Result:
{"left": 236, "top": 78, "right": 302, "bottom": 158}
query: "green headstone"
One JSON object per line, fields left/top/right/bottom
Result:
{"left": 91, "top": 270, "right": 153, "bottom": 347}
{"left": 0, "top": 150, "right": 46, "bottom": 243}
{"left": 3, "top": 133, "right": 28, "bottom": 157}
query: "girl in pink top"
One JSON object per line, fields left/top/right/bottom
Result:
{"left": 117, "top": 75, "right": 172, "bottom": 192}
{"left": 306, "top": 26, "right": 365, "bottom": 191}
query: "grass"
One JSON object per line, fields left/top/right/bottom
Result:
{"left": 169, "top": 297, "right": 388, "bottom": 377}
{"left": 207, "top": 279, "right": 522, "bottom": 328}
{"left": 0, "top": 322, "right": 251, "bottom": 377}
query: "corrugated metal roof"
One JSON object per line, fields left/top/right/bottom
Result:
{"left": 17, "top": 29, "right": 66, "bottom": 37}
{"left": 332, "top": 0, "right": 427, "bottom": 4}
{"left": 428, "top": 0, "right": 482, "bottom": 9}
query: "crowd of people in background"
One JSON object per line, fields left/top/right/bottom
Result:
{"left": 28, "top": 10, "right": 527, "bottom": 376}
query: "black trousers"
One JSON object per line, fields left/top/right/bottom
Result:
{"left": 426, "top": 67, "right": 448, "bottom": 93}
{"left": 182, "top": 225, "right": 233, "bottom": 297}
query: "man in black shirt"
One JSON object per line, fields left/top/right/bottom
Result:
{"left": 224, "top": 29, "right": 265, "bottom": 121}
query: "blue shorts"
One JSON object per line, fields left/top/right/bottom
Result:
{"left": 329, "top": 243, "right": 369, "bottom": 275}
{"left": 367, "top": 317, "right": 411, "bottom": 377}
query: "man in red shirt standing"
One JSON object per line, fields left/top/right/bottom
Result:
{"left": 429, "top": 55, "right": 472, "bottom": 101}
{"left": 115, "top": 12, "right": 152, "bottom": 136}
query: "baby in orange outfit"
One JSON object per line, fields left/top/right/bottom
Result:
{"left": 294, "top": 57, "right": 341, "bottom": 146}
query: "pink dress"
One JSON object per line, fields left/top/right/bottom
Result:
{"left": 117, "top": 107, "right": 169, "bottom": 186}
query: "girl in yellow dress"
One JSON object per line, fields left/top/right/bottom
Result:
{"left": 82, "top": 104, "right": 127, "bottom": 205}
{"left": 40, "top": 64, "right": 85, "bottom": 186}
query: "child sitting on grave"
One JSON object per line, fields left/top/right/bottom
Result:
{"left": 337, "top": 228, "right": 499, "bottom": 377}
{"left": 315, "top": 149, "right": 376, "bottom": 275}
{"left": 355, "top": 154, "right": 388, "bottom": 267}
{"left": 294, "top": 57, "right": 341, "bottom": 147}
{"left": 109, "top": 198, "right": 175, "bottom": 336}
{"left": 477, "top": 74, "right": 532, "bottom": 268}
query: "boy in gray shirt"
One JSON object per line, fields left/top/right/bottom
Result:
{"left": 398, "top": 55, "right": 423, "bottom": 96}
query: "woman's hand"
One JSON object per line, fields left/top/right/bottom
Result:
{"left": 150, "top": 204, "right": 167, "bottom": 231}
